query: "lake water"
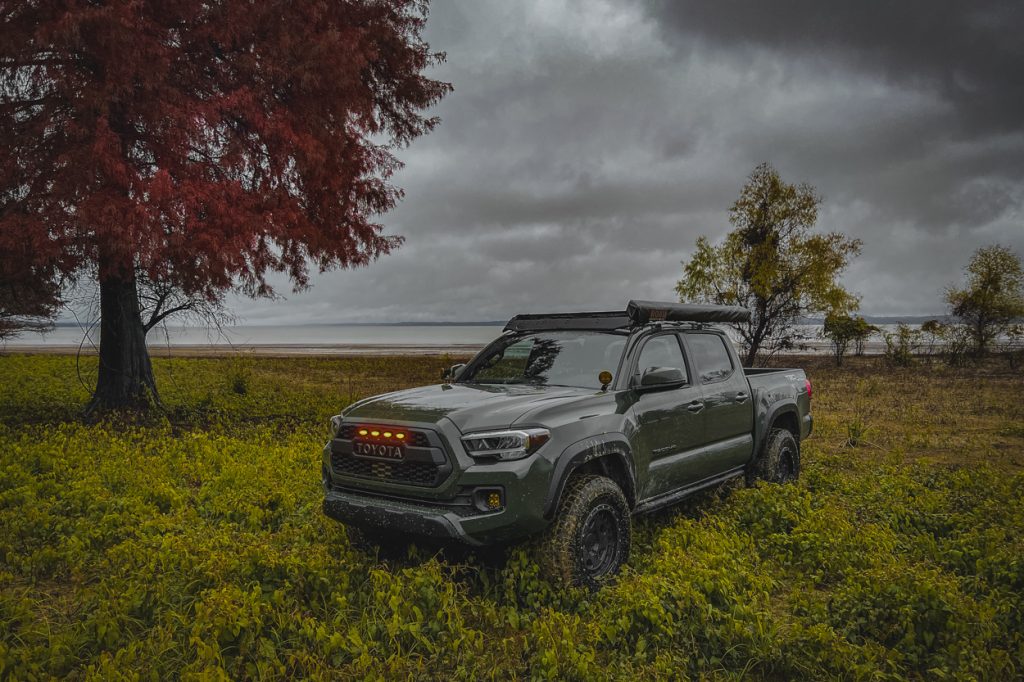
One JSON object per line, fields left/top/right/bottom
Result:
{"left": 4, "top": 322, "right": 920, "bottom": 356}
{"left": 4, "top": 324, "right": 508, "bottom": 349}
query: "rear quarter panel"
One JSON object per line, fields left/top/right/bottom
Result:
{"left": 746, "top": 369, "right": 810, "bottom": 454}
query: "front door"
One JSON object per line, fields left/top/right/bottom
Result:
{"left": 630, "top": 333, "right": 706, "bottom": 499}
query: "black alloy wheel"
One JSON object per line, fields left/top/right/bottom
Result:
{"left": 580, "top": 504, "right": 621, "bottom": 577}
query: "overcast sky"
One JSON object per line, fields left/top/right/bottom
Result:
{"left": 232, "top": 0, "right": 1023, "bottom": 324}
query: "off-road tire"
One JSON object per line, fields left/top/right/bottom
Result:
{"left": 540, "top": 474, "right": 631, "bottom": 589}
{"left": 750, "top": 428, "right": 800, "bottom": 485}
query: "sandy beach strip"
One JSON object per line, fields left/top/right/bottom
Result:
{"left": 1, "top": 343, "right": 487, "bottom": 358}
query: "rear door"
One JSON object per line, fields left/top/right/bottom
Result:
{"left": 681, "top": 331, "right": 754, "bottom": 480}
{"left": 630, "top": 332, "right": 706, "bottom": 499}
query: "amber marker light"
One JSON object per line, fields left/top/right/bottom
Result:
{"left": 396, "top": 433, "right": 406, "bottom": 440}
{"left": 358, "top": 429, "right": 368, "bottom": 436}
{"left": 370, "top": 430, "right": 380, "bottom": 437}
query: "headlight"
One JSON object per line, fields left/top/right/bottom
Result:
{"left": 461, "top": 428, "right": 550, "bottom": 461}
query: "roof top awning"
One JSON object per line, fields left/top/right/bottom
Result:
{"left": 626, "top": 300, "right": 751, "bottom": 324}
{"left": 503, "top": 301, "right": 750, "bottom": 332}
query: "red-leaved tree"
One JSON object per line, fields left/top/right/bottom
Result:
{"left": 0, "top": 0, "right": 450, "bottom": 411}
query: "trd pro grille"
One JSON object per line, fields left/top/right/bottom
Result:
{"left": 331, "top": 423, "right": 445, "bottom": 487}
{"left": 337, "top": 424, "right": 430, "bottom": 447}
{"left": 330, "top": 451, "right": 440, "bottom": 486}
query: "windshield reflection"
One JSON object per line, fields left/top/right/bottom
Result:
{"left": 461, "top": 331, "right": 626, "bottom": 390}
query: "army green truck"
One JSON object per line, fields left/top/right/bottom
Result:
{"left": 322, "top": 301, "right": 812, "bottom": 587}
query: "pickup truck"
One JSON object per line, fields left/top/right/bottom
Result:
{"left": 322, "top": 300, "right": 812, "bottom": 587}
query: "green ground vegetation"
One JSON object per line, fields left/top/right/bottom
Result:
{"left": 1, "top": 353, "right": 1022, "bottom": 680}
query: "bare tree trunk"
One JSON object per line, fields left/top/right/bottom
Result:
{"left": 86, "top": 271, "right": 158, "bottom": 413}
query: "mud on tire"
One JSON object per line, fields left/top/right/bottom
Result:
{"left": 750, "top": 427, "right": 800, "bottom": 484}
{"left": 539, "top": 474, "right": 631, "bottom": 589}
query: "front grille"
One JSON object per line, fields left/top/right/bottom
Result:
{"left": 337, "top": 424, "right": 430, "bottom": 447}
{"left": 331, "top": 452, "right": 440, "bottom": 486}
{"left": 331, "top": 422, "right": 448, "bottom": 487}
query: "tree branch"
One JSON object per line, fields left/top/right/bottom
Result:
{"left": 144, "top": 302, "right": 194, "bottom": 332}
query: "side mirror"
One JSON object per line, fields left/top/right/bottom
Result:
{"left": 636, "top": 366, "right": 686, "bottom": 390}
{"left": 442, "top": 363, "right": 466, "bottom": 381}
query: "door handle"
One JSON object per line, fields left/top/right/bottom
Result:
{"left": 734, "top": 392, "right": 749, "bottom": 403}
{"left": 686, "top": 401, "right": 705, "bottom": 413}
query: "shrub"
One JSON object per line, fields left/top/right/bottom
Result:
{"left": 1, "top": 355, "right": 1022, "bottom": 679}
{"left": 883, "top": 324, "right": 920, "bottom": 367}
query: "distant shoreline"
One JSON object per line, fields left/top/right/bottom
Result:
{"left": 3, "top": 340, "right": 887, "bottom": 358}
{"left": 48, "top": 320, "right": 509, "bottom": 328}
{"left": 46, "top": 315, "right": 948, "bottom": 328}
{"left": 1, "top": 343, "right": 488, "bottom": 358}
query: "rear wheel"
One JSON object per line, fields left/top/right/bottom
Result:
{"left": 540, "top": 475, "right": 631, "bottom": 589}
{"left": 751, "top": 428, "right": 800, "bottom": 484}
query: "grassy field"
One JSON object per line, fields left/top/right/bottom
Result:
{"left": 1, "top": 353, "right": 1022, "bottom": 680}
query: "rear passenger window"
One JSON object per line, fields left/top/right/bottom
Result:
{"left": 637, "top": 335, "right": 688, "bottom": 382}
{"left": 687, "top": 334, "right": 733, "bottom": 383}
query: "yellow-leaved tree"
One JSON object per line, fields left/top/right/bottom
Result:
{"left": 946, "top": 244, "right": 1024, "bottom": 356}
{"left": 677, "top": 163, "right": 862, "bottom": 366}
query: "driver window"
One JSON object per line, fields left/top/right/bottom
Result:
{"left": 637, "top": 335, "right": 688, "bottom": 382}
{"left": 475, "top": 337, "right": 534, "bottom": 381}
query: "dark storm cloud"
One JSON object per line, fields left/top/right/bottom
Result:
{"left": 644, "top": 0, "right": 1024, "bottom": 134}
{"left": 225, "top": 0, "right": 1023, "bottom": 324}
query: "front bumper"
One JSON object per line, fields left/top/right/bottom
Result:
{"left": 324, "top": 488, "right": 482, "bottom": 544}
{"left": 322, "top": 417, "right": 554, "bottom": 546}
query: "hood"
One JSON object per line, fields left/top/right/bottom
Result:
{"left": 343, "top": 382, "right": 592, "bottom": 433}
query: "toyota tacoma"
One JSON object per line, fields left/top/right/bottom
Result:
{"left": 322, "top": 300, "right": 812, "bottom": 587}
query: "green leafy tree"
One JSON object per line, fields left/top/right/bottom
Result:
{"left": 945, "top": 245, "right": 1024, "bottom": 356}
{"left": 851, "top": 317, "right": 877, "bottom": 356}
{"left": 822, "top": 312, "right": 871, "bottom": 366}
{"left": 677, "top": 163, "right": 862, "bottom": 366}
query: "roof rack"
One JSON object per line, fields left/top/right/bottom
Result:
{"left": 503, "top": 301, "right": 750, "bottom": 332}
{"left": 504, "top": 311, "right": 631, "bottom": 332}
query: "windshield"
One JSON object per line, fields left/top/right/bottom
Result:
{"left": 460, "top": 331, "right": 627, "bottom": 389}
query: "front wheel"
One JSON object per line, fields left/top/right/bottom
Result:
{"left": 750, "top": 428, "right": 800, "bottom": 484}
{"left": 540, "top": 475, "right": 631, "bottom": 589}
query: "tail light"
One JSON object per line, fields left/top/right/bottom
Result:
{"left": 805, "top": 379, "right": 812, "bottom": 399}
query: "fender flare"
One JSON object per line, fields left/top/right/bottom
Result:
{"left": 754, "top": 402, "right": 800, "bottom": 458}
{"left": 543, "top": 434, "right": 636, "bottom": 518}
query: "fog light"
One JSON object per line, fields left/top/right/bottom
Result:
{"left": 487, "top": 492, "right": 502, "bottom": 510}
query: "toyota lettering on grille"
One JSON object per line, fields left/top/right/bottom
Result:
{"left": 352, "top": 440, "right": 405, "bottom": 461}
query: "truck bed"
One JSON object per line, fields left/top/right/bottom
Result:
{"left": 742, "top": 367, "right": 801, "bottom": 376}
{"left": 743, "top": 367, "right": 813, "bottom": 447}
